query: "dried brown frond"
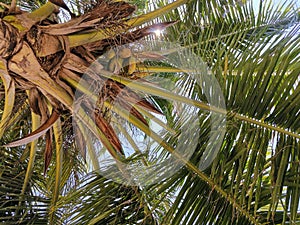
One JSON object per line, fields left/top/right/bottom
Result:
{"left": 2, "top": 0, "right": 174, "bottom": 168}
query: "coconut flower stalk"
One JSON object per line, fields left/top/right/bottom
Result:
{"left": 0, "top": 0, "right": 183, "bottom": 161}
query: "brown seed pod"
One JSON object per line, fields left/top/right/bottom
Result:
{"left": 118, "top": 48, "right": 132, "bottom": 59}
{"left": 127, "top": 56, "right": 137, "bottom": 75}
{"left": 106, "top": 49, "right": 116, "bottom": 59}
{"left": 108, "top": 56, "right": 123, "bottom": 73}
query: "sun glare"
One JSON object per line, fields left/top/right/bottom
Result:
{"left": 154, "top": 29, "right": 163, "bottom": 37}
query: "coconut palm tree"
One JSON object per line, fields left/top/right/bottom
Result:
{"left": 0, "top": 0, "right": 299, "bottom": 224}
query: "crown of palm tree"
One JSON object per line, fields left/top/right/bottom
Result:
{"left": 0, "top": 0, "right": 299, "bottom": 224}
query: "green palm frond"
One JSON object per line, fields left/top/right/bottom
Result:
{"left": 136, "top": 0, "right": 300, "bottom": 224}
{"left": 59, "top": 172, "right": 159, "bottom": 225}
{"left": 0, "top": 145, "right": 50, "bottom": 224}
{"left": 0, "top": 0, "right": 299, "bottom": 224}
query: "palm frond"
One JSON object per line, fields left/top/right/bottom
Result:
{"left": 0, "top": 0, "right": 299, "bottom": 224}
